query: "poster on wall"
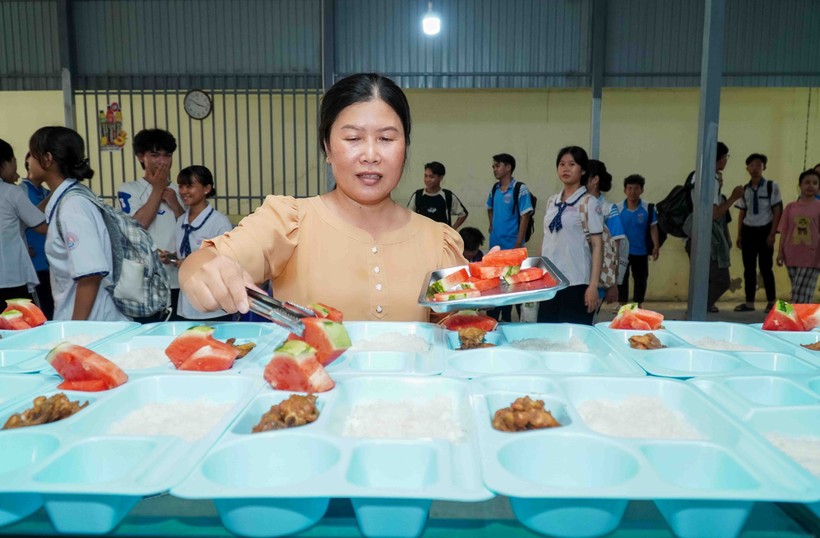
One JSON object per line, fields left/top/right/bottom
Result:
{"left": 98, "top": 102, "right": 127, "bottom": 152}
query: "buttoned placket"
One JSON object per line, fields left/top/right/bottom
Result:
{"left": 369, "top": 245, "right": 387, "bottom": 318}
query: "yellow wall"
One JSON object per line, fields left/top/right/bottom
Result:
{"left": 2, "top": 87, "right": 818, "bottom": 301}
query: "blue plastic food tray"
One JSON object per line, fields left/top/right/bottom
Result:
{"left": 472, "top": 374, "right": 819, "bottom": 538}
{"left": 172, "top": 375, "right": 493, "bottom": 538}
{"left": 0, "top": 321, "right": 139, "bottom": 353}
{"left": 443, "top": 323, "right": 644, "bottom": 378}
{"left": 0, "top": 374, "right": 265, "bottom": 534}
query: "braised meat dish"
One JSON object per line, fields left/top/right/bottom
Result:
{"left": 800, "top": 342, "right": 820, "bottom": 351}
{"left": 492, "top": 396, "right": 561, "bottom": 432}
{"left": 252, "top": 394, "right": 319, "bottom": 432}
{"left": 628, "top": 333, "right": 666, "bottom": 350}
{"left": 225, "top": 338, "right": 257, "bottom": 358}
{"left": 2, "top": 393, "right": 88, "bottom": 430}
{"left": 458, "top": 327, "right": 495, "bottom": 350}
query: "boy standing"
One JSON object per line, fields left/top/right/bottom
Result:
{"left": 618, "top": 174, "right": 659, "bottom": 307}
{"left": 733, "top": 153, "right": 782, "bottom": 312}
{"left": 117, "top": 129, "right": 184, "bottom": 321}
{"left": 407, "top": 161, "right": 468, "bottom": 229}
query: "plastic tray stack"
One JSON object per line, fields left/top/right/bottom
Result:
{"left": 0, "top": 374, "right": 266, "bottom": 533}
{"left": 597, "top": 321, "right": 817, "bottom": 378}
{"left": 472, "top": 374, "right": 819, "bottom": 538}
{"left": 444, "top": 323, "right": 645, "bottom": 378}
{"left": 172, "top": 375, "right": 492, "bottom": 538}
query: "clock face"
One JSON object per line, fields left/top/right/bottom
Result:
{"left": 184, "top": 90, "right": 212, "bottom": 120}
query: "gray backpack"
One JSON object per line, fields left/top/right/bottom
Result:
{"left": 55, "top": 183, "right": 170, "bottom": 318}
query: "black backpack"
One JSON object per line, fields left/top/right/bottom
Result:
{"left": 646, "top": 203, "right": 667, "bottom": 252}
{"left": 491, "top": 181, "right": 537, "bottom": 242}
{"left": 656, "top": 172, "right": 695, "bottom": 239}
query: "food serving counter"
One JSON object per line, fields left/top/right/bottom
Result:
{"left": 0, "top": 320, "right": 817, "bottom": 538}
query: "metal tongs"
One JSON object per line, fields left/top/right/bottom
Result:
{"left": 245, "top": 287, "right": 313, "bottom": 336}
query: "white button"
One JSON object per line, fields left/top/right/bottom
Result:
{"left": 376, "top": 305, "right": 383, "bottom": 313}
{"left": 375, "top": 284, "right": 383, "bottom": 291}
{"left": 371, "top": 247, "right": 378, "bottom": 253}
{"left": 374, "top": 266, "right": 380, "bottom": 273}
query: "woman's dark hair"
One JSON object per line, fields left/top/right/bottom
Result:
{"left": 587, "top": 159, "right": 612, "bottom": 192}
{"left": 177, "top": 165, "right": 216, "bottom": 198}
{"left": 318, "top": 73, "right": 411, "bottom": 156}
{"left": 555, "top": 146, "right": 589, "bottom": 185}
{"left": 28, "top": 126, "right": 94, "bottom": 181}
{"left": 798, "top": 169, "right": 820, "bottom": 185}
{"left": 0, "top": 138, "right": 14, "bottom": 165}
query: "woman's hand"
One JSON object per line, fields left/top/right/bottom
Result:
{"left": 584, "top": 284, "right": 600, "bottom": 313}
{"left": 181, "top": 252, "right": 257, "bottom": 314}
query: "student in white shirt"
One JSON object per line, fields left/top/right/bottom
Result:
{"left": 28, "top": 127, "right": 128, "bottom": 321}
{"left": 170, "top": 166, "right": 233, "bottom": 321}
{"left": 117, "top": 129, "right": 184, "bottom": 322}
{"left": 0, "top": 139, "right": 48, "bottom": 306}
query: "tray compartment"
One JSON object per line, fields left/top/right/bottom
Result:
{"left": 484, "top": 393, "right": 571, "bottom": 429}
{"left": 653, "top": 499, "right": 754, "bottom": 538}
{"left": 213, "top": 497, "right": 329, "bottom": 538}
{"left": 0, "top": 321, "right": 139, "bottom": 352}
{"left": 599, "top": 327, "right": 689, "bottom": 351}
{"left": 0, "top": 350, "right": 45, "bottom": 373}
{"left": 0, "top": 431, "right": 59, "bottom": 478}
{"left": 641, "top": 443, "right": 760, "bottom": 490}
{"left": 509, "top": 497, "right": 629, "bottom": 538}
{"left": 42, "top": 493, "right": 141, "bottom": 535}
{"left": 445, "top": 330, "right": 503, "bottom": 350}
{"left": 346, "top": 443, "right": 438, "bottom": 489}
{"left": 447, "top": 348, "right": 539, "bottom": 376}
{"left": 637, "top": 348, "right": 745, "bottom": 377}
{"left": 720, "top": 377, "right": 819, "bottom": 407}
{"left": 733, "top": 352, "right": 816, "bottom": 373}
{"left": 474, "top": 376, "right": 561, "bottom": 394}
{"left": 663, "top": 321, "right": 791, "bottom": 353}
{"left": 34, "top": 438, "right": 158, "bottom": 485}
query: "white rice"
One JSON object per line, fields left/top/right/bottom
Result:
{"left": 765, "top": 433, "right": 820, "bottom": 477}
{"left": 510, "top": 336, "right": 589, "bottom": 352}
{"left": 32, "top": 333, "right": 99, "bottom": 350}
{"left": 342, "top": 396, "right": 465, "bottom": 442}
{"left": 350, "top": 332, "right": 431, "bottom": 353}
{"left": 578, "top": 396, "right": 702, "bottom": 439}
{"left": 690, "top": 337, "right": 762, "bottom": 351}
{"left": 108, "top": 400, "right": 234, "bottom": 441}
{"left": 109, "top": 347, "right": 169, "bottom": 370}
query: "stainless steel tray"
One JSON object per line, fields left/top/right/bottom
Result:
{"left": 418, "top": 256, "right": 569, "bottom": 313}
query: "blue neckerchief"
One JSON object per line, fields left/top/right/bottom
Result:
{"left": 548, "top": 191, "right": 584, "bottom": 233}
{"left": 180, "top": 207, "right": 214, "bottom": 258}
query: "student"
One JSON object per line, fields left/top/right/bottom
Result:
{"left": 460, "top": 226, "right": 485, "bottom": 262}
{"left": 407, "top": 161, "right": 468, "bottom": 229}
{"left": 538, "top": 146, "right": 603, "bottom": 325}
{"left": 586, "top": 159, "right": 626, "bottom": 305}
{"left": 171, "top": 166, "right": 233, "bottom": 321}
{"left": 733, "top": 153, "right": 782, "bottom": 313}
{"left": 618, "top": 174, "right": 660, "bottom": 307}
{"left": 179, "top": 73, "right": 466, "bottom": 322}
{"left": 777, "top": 169, "right": 820, "bottom": 303}
{"left": 19, "top": 153, "right": 54, "bottom": 319}
{"left": 117, "top": 129, "right": 184, "bottom": 321}
{"left": 0, "top": 139, "right": 47, "bottom": 306}
{"left": 29, "top": 127, "right": 128, "bottom": 321}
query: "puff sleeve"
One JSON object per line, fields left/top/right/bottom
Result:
{"left": 202, "top": 195, "right": 300, "bottom": 285}
{"left": 440, "top": 224, "right": 468, "bottom": 268}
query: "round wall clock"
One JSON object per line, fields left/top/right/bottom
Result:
{"left": 183, "top": 89, "right": 212, "bottom": 120}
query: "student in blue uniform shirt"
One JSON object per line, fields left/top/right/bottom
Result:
{"left": 19, "top": 154, "right": 54, "bottom": 319}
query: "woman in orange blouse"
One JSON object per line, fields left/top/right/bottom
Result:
{"left": 179, "top": 73, "right": 466, "bottom": 321}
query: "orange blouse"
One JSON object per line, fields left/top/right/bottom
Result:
{"left": 201, "top": 195, "right": 466, "bottom": 321}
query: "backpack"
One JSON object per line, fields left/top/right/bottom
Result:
{"left": 646, "top": 202, "right": 667, "bottom": 252}
{"left": 492, "top": 181, "right": 537, "bottom": 242}
{"left": 656, "top": 172, "right": 695, "bottom": 238}
{"left": 579, "top": 195, "right": 618, "bottom": 289}
{"left": 413, "top": 188, "right": 458, "bottom": 225}
{"left": 55, "top": 183, "right": 170, "bottom": 318}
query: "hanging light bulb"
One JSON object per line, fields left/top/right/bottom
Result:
{"left": 422, "top": 1, "right": 441, "bottom": 36}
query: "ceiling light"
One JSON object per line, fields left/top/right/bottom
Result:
{"left": 422, "top": 1, "right": 441, "bottom": 36}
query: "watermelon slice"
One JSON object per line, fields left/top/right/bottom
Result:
{"left": 482, "top": 247, "right": 528, "bottom": 268}
{"left": 3, "top": 298, "right": 47, "bottom": 327}
{"left": 0, "top": 310, "right": 32, "bottom": 330}
{"left": 46, "top": 343, "right": 127, "bottom": 391}
{"left": 295, "top": 317, "right": 351, "bottom": 367}
{"left": 427, "top": 268, "right": 470, "bottom": 296}
{"left": 541, "top": 272, "right": 558, "bottom": 288}
{"left": 503, "top": 267, "right": 545, "bottom": 285}
{"left": 762, "top": 300, "right": 804, "bottom": 331}
{"left": 468, "top": 263, "right": 505, "bottom": 280}
{"left": 609, "top": 304, "right": 662, "bottom": 330}
{"left": 178, "top": 345, "right": 238, "bottom": 371}
{"left": 165, "top": 326, "right": 239, "bottom": 369}
{"left": 264, "top": 340, "right": 335, "bottom": 393}
{"left": 466, "top": 276, "right": 501, "bottom": 292}
{"left": 792, "top": 304, "right": 820, "bottom": 330}
{"left": 433, "top": 288, "right": 481, "bottom": 302}
{"left": 307, "top": 303, "right": 344, "bottom": 322}
{"left": 438, "top": 310, "right": 498, "bottom": 332}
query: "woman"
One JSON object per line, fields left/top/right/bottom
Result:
{"left": 0, "top": 139, "right": 47, "bottom": 306}
{"left": 29, "top": 127, "right": 128, "bottom": 321}
{"left": 180, "top": 73, "right": 466, "bottom": 321}
{"left": 538, "top": 146, "right": 603, "bottom": 324}
{"left": 172, "top": 165, "right": 233, "bottom": 321}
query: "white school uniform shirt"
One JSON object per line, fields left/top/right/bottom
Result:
{"left": 175, "top": 205, "right": 233, "bottom": 319}
{"left": 117, "top": 178, "right": 183, "bottom": 288}
{"left": 733, "top": 178, "right": 782, "bottom": 227}
{"left": 541, "top": 187, "right": 604, "bottom": 286}
{"left": 45, "top": 180, "right": 129, "bottom": 321}
{"left": 0, "top": 181, "right": 44, "bottom": 288}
